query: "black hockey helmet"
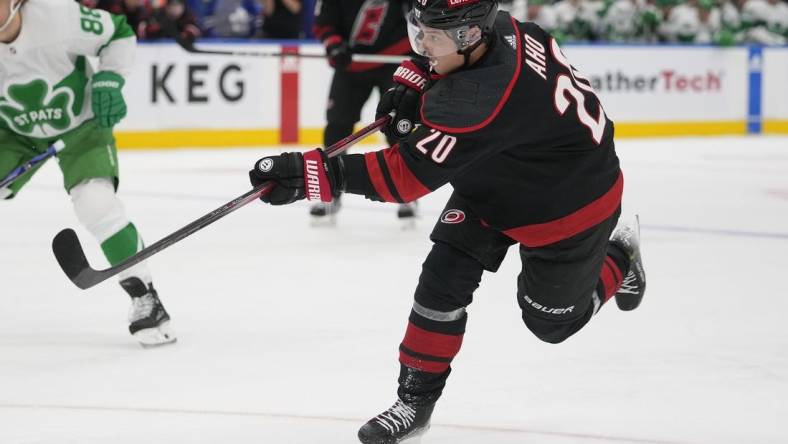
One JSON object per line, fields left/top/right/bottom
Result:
{"left": 407, "top": 0, "right": 499, "bottom": 60}
{"left": 413, "top": 0, "right": 498, "bottom": 33}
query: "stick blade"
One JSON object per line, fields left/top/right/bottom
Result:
{"left": 52, "top": 228, "right": 103, "bottom": 289}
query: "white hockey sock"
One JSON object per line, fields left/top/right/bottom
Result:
{"left": 70, "top": 178, "right": 152, "bottom": 284}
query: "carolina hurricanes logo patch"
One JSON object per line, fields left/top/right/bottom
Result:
{"left": 440, "top": 209, "right": 466, "bottom": 224}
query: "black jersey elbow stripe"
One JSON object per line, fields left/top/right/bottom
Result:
{"left": 363, "top": 151, "right": 398, "bottom": 202}
{"left": 381, "top": 145, "right": 433, "bottom": 202}
{"left": 362, "top": 145, "right": 431, "bottom": 203}
{"left": 375, "top": 151, "right": 405, "bottom": 203}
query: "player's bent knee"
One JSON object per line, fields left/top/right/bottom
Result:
{"left": 70, "top": 178, "right": 130, "bottom": 242}
{"left": 521, "top": 317, "right": 577, "bottom": 344}
{"left": 518, "top": 295, "right": 594, "bottom": 344}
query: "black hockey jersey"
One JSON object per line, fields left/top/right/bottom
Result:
{"left": 313, "top": 0, "right": 411, "bottom": 71}
{"left": 341, "top": 12, "right": 622, "bottom": 247}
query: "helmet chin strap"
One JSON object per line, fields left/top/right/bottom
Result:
{"left": 457, "top": 31, "right": 492, "bottom": 68}
{"left": 0, "top": 0, "right": 22, "bottom": 34}
{"left": 458, "top": 40, "right": 482, "bottom": 68}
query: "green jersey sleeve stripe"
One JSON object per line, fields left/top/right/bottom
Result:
{"left": 97, "top": 14, "right": 135, "bottom": 56}
{"left": 109, "top": 13, "right": 135, "bottom": 42}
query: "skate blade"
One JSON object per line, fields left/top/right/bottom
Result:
{"left": 400, "top": 424, "right": 430, "bottom": 443}
{"left": 400, "top": 217, "right": 417, "bottom": 230}
{"left": 310, "top": 213, "right": 338, "bottom": 227}
{"left": 398, "top": 210, "right": 418, "bottom": 230}
{"left": 134, "top": 321, "right": 177, "bottom": 348}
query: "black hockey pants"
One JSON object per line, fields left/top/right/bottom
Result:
{"left": 396, "top": 192, "right": 627, "bottom": 403}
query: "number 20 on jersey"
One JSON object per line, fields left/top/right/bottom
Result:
{"left": 415, "top": 129, "right": 457, "bottom": 164}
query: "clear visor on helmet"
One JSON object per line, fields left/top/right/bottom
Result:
{"left": 406, "top": 10, "right": 482, "bottom": 59}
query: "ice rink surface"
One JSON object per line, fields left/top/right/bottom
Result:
{"left": 2, "top": 135, "right": 787, "bottom": 444}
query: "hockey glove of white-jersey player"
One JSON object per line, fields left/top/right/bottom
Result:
{"left": 249, "top": 149, "right": 342, "bottom": 205}
{"left": 91, "top": 71, "right": 127, "bottom": 128}
{"left": 376, "top": 58, "right": 429, "bottom": 140}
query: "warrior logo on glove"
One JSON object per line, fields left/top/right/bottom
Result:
{"left": 393, "top": 64, "right": 427, "bottom": 91}
{"left": 304, "top": 154, "right": 330, "bottom": 201}
{"left": 258, "top": 158, "right": 274, "bottom": 172}
{"left": 397, "top": 119, "right": 413, "bottom": 134}
{"left": 249, "top": 149, "right": 340, "bottom": 206}
{"left": 376, "top": 58, "right": 431, "bottom": 141}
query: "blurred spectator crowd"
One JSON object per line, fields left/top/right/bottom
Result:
{"left": 80, "top": 0, "right": 306, "bottom": 41}
{"left": 81, "top": 0, "right": 787, "bottom": 45}
{"left": 503, "top": 0, "right": 787, "bottom": 45}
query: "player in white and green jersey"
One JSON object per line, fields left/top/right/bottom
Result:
{"left": 0, "top": 0, "right": 175, "bottom": 347}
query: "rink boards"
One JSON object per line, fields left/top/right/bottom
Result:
{"left": 114, "top": 42, "right": 788, "bottom": 149}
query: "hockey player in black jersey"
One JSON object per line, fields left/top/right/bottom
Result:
{"left": 250, "top": 0, "right": 647, "bottom": 442}
{"left": 311, "top": 0, "right": 417, "bottom": 222}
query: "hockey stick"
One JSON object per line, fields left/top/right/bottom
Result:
{"left": 0, "top": 140, "right": 65, "bottom": 189}
{"left": 177, "top": 39, "right": 408, "bottom": 65}
{"left": 52, "top": 116, "right": 390, "bottom": 290}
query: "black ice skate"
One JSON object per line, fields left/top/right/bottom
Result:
{"left": 358, "top": 398, "right": 434, "bottom": 444}
{"left": 397, "top": 202, "right": 417, "bottom": 219}
{"left": 121, "top": 277, "right": 176, "bottom": 347}
{"left": 610, "top": 216, "right": 647, "bottom": 311}
{"left": 397, "top": 202, "right": 418, "bottom": 229}
{"left": 309, "top": 196, "right": 342, "bottom": 226}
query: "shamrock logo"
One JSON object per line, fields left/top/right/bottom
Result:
{"left": 0, "top": 79, "right": 74, "bottom": 137}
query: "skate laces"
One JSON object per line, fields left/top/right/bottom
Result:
{"left": 618, "top": 270, "right": 640, "bottom": 295}
{"left": 129, "top": 294, "right": 156, "bottom": 322}
{"left": 614, "top": 225, "right": 635, "bottom": 247}
{"left": 374, "top": 400, "right": 417, "bottom": 433}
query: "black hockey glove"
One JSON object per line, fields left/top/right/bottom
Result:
{"left": 376, "top": 58, "right": 430, "bottom": 140}
{"left": 248, "top": 149, "right": 341, "bottom": 205}
{"left": 324, "top": 36, "right": 352, "bottom": 69}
